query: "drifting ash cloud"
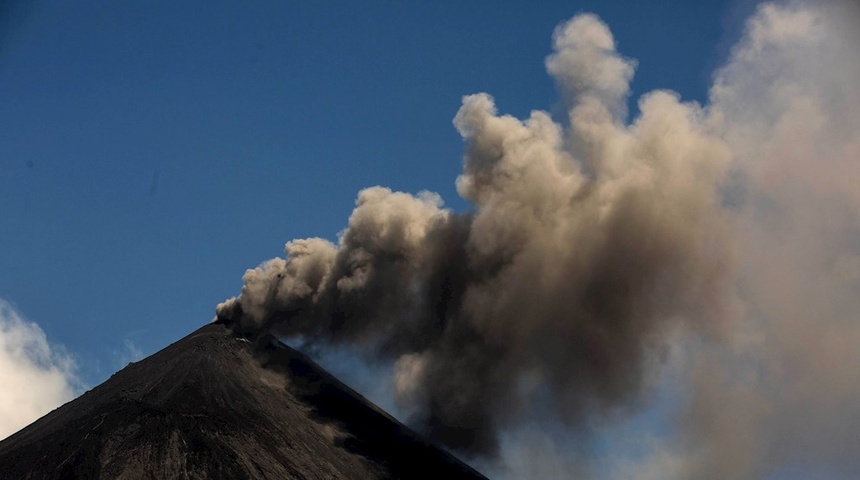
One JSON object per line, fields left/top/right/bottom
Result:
{"left": 218, "top": 1, "right": 860, "bottom": 478}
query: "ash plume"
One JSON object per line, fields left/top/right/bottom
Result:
{"left": 218, "top": 2, "right": 860, "bottom": 477}
{"left": 217, "top": 12, "right": 733, "bottom": 456}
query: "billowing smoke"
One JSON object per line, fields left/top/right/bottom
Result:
{"left": 660, "top": 2, "right": 860, "bottom": 479}
{"left": 218, "top": 10, "right": 732, "bottom": 456}
{"left": 218, "top": 1, "right": 860, "bottom": 477}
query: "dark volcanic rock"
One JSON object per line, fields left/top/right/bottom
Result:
{"left": 0, "top": 323, "right": 488, "bottom": 479}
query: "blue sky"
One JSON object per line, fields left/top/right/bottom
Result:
{"left": 1, "top": 0, "right": 747, "bottom": 383}
{"left": 4, "top": 1, "right": 859, "bottom": 479}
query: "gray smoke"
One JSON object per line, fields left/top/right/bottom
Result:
{"left": 217, "top": 11, "right": 733, "bottom": 456}
{"left": 218, "top": 2, "right": 860, "bottom": 476}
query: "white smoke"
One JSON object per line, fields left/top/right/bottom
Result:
{"left": 0, "top": 300, "right": 78, "bottom": 440}
{"left": 664, "top": 2, "right": 860, "bottom": 478}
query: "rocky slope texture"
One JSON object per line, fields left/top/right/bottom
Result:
{"left": 0, "top": 323, "right": 487, "bottom": 479}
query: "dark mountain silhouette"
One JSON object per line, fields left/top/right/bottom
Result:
{"left": 0, "top": 323, "right": 488, "bottom": 479}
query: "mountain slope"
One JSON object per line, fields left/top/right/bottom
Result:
{"left": 0, "top": 323, "right": 487, "bottom": 479}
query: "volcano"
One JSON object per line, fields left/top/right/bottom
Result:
{"left": 0, "top": 323, "right": 487, "bottom": 479}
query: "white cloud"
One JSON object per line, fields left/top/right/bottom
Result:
{"left": 0, "top": 300, "right": 79, "bottom": 440}
{"left": 114, "top": 338, "right": 144, "bottom": 369}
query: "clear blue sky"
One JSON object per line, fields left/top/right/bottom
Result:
{"left": 2, "top": 0, "right": 750, "bottom": 384}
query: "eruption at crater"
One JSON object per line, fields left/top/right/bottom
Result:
{"left": 217, "top": 12, "right": 735, "bottom": 457}
{"left": 1, "top": 2, "right": 856, "bottom": 479}
{"left": 219, "top": 3, "right": 860, "bottom": 477}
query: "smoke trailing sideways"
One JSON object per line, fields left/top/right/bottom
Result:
{"left": 217, "top": 10, "right": 733, "bottom": 454}
{"left": 218, "top": 2, "right": 860, "bottom": 477}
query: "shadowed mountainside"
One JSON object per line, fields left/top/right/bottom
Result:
{"left": 0, "top": 323, "right": 487, "bottom": 479}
